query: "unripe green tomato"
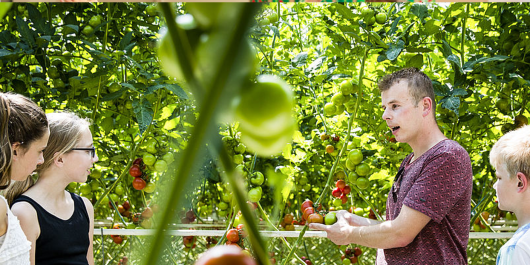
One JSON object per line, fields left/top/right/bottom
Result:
{"left": 185, "top": 3, "right": 223, "bottom": 29}
{"left": 154, "top": 160, "right": 168, "bottom": 172}
{"left": 91, "top": 169, "right": 102, "bottom": 179}
{"left": 375, "top": 13, "right": 387, "bottom": 24}
{"left": 259, "top": 18, "right": 270, "bottom": 26}
{"left": 89, "top": 15, "right": 102, "bottom": 28}
{"left": 248, "top": 188, "right": 262, "bottom": 202}
{"left": 353, "top": 207, "right": 364, "bottom": 216}
{"left": 110, "top": 193, "right": 120, "bottom": 203}
{"left": 125, "top": 101, "right": 133, "bottom": 109}
{"left": 250, "top": 171, "right": 265, "bottom": 186}
{"left": 221, "top": 193, "right": 232, "bottom": 203}
{"left": 162, "top": 153, "right": 174, "bottom": 163}
{"left": 233, "top": 154, "right": 244, "bottom": 165}
{"left": 342, "top": 257, "right": 352, "bottom": 265}
{"left": 356, "top": 163, "right": 370, "bottom": 177}
{"left": 115, "top": 184, "right": 125, "bottom": 196}
{"left": 356, "top": 177, "right": 369, "bottom": 190}
{"left": 268, "top": 13, "right": 278, "bottom": 24}
{"left": 82, "top": 25, "right": 94, "bottom": 35}
{"left": 79, "top": 183, "right": 91, "bottom": 195}
{"left": 146, "top": 142, "right": 158, "bottom": 154}
{"left": 348, "top": 149, "right": 363, "bottom": 165}
{"left": 90, "top": 181, "right": 100, "bottom": 191}
{"left": 324, "top": 103, "right": 337, "bottom": 116}
{"left": 218, "top": 202, "right": 229, "bottom": 210}
{"left": 333, "top": 198, "right": 342, "bottom": 207}
{"left": 331, "top": 93, "right": 345, "bottom": 105}
{"left": 348, "top": 171, "right": 358, "bottom": 184}
{"left": 143, "top": 153, "right": 157, "bottom": 166}
{"left": 144, "top": 182, "right": 156, "bottom": 193}
{"left": 298, "top": 176, "right": 309, "bottom": 185}
{"left": 146, "top": 5, "right": 158, "bottom": 16}
{"left": 325, "top": 212, "right": 337, "bottom": 225}
{"left": 234, "top": 143, "right": 246, "bottom": 154}
{"left": 99, "top": 195, "right": 109, "bottom": 206}
{"left": 108, "top": 82, "right": 121, "bottom": 93}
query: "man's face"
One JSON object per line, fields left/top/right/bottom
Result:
{"left": 381, "top": 80, "right": 423, "bottom": 144}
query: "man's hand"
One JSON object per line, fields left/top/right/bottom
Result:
{"left": 309, "top": 210, "right": 358, "bottom": 245}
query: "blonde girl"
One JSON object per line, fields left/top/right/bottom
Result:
{"left": 8, "top": 112, "right": 96, "bottom": 265}
{"left": 0, "top": 92, "right": 49, "bottom": 265}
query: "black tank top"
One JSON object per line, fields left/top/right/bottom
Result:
{"left": 12, "top": 192, "right": 90, "bottom": 265}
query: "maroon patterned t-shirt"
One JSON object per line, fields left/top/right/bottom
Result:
{"left": 376, "top": 139, "right": 473, "bottom": 265}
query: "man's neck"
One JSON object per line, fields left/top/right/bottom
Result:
{"left": 409, "top": 127, "right": 447, "bottom": 162}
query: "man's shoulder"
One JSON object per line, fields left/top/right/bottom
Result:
{"left": 432, "top": 139, "right": 470, "bottom": 159}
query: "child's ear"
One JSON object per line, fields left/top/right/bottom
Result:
{"left": 517, "top": 172, "right": 528, "bottom": 193}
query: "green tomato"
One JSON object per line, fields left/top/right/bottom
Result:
{"left": 99, "top": 194, "right": 109, "bottom": 206}
{"left": 144, "top": 182, "right": 156, "bottom": 193}
{"left": 376, "top": 13, "right": 387, "bottom": 24}
{"left": 353, "top": 207, "right": 364, "bottom": 216}
{"left": 348, "top": 171, "right": 358, "bottom": 184}
{"left": 298, "top": 176, "right": 309, "bottom": 185}
{"left": 234, "top": 75, "right": 294, "bottom": 138}
{"left": 324, "top": 212, "right": 337, "bottom": 225}
{"left": 162, "top": 153, "right": 174, "bottom": 163}
{"left": 356, "top": 163, "right": 370, "bottom": 177}
{"left": 248, "top": 188, "right": 262, "bottom": 202}
{"left": 115, "top": 184, "right": 125, "bottom": 196}
{"left": 233, "top": 154, "right": 244, "bottom": 165}
{"left": 82, "top": 25, "right": 94, "bottom": 35}
{"left": 356, "top": 177, "right": 369, "bottom": 190}
{"left": 332, "top": 198, "right": 342, "bottom": 207}
{"left": 221, "top": 193, "right": 232, "bottom": 203}
{"left": 108, "top": 82, "right": 121, "bottom": 93}
{"left": 331, "top": 93, "right": 345, "bottom": 105}
{"left": 154, "top": 160, "right": 168, "bottom": 172}
{"left": 218, "top": 202, "right": 228, "bottom": 210}
{"left": 250, "top": 171, "right": 265, "bottom": 186}
{"left": 79, "top": 183, "right": 91, "bottom": 195}
{"left": 109, "top": 193, "right": 120, "bottom": 203}
{"left": 348, "top": 149, "right": 363, "bottom": 165}
{"left": 146, "top": 142, "right": 158, "bottom": 154}
{"left": 89, "top": 15, "right": 102, "bottom": 28}
{"left": 234, "top": 143, "right": 246, "bottom": 154}
{"left": 146, "top": 5, "right": 158, "bottom": 16}
{"left": 259, "top": 18, "right": 270, "bottom": 26}
{"left": 143, "top": 153, "right": 157, "bottom": 166}
{"left": 91, "top": 169, "right": 102, "bottom": 179}
{"left": 324, "top": 103, "right": 337, "bottom": 116}
{"left": 342, "top": 258, "right": 352, "bottom": 265}
{"left": 48, "top": 66, "right": 60, "bottom": 79}
{"left": 90, "top": 181, "right": 100, "bottom": 191}
{"left": 268, "top": 13, "right": 278, "bottom": 24}
{"left": 185, "top": 3, "right": 223, "bottom": 29}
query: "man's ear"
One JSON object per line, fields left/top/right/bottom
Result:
{"left": 517, "top": 172, "right": 528, "bottom": 193}
{"left": 422, "top": 97, "right": 432, "bottom": 118}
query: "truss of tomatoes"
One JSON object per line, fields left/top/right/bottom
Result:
{"left": 129, "top": 158, "right": 149, "bottom": 190}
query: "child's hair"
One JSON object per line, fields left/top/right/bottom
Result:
{"left": 5, "top": 112, "right": 90, "bottom": 205}
{"left": 490, "top": 125, "right": 530, "bottom": 179}
{"left": 0, "top": 92, "right": 48, "bottom": 190}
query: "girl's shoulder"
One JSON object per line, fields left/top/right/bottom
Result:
{"left": 0, "top": 196, "right": 8, "bottom": 236}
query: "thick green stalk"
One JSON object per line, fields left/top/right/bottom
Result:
{"left": 142, "top": 4, "right": 260, "bottom": 265}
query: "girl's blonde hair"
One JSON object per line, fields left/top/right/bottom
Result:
{"left": 0, "top": 92, "right": 48, "bottom": 191}
{"left": 6, "top": 112, "right": 90, "bottom": 205}
{"left": 490, "top": 125, "right": 530, "bottom": 180}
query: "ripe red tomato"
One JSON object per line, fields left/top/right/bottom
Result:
{"left": 129, "top": 165, "right": 142, "bottom": 177}
{"left": 284, "top": 214, "right": 294, "bottom": 224}
{"left": 340, "top": 193, "right": 348, "bottom": 204}
{"left": 226, "top": 229, "right": 240, "bottom": 243}
{"left": 342, "top": 185, "right": 351, "bottom": 195}
{"left": 132, "top": 177, "right": 146, "bottom": 190}
{"left": 113, "top": 236, "right": 123, "bottom": 244}
{"left": 302, "top": 207, "right": 315, "bottom": 221}
{"left": 142, "top": 207, "right": 153, "bottom": 219}
{"left": 195, "top": 245, "right": 257, "bottom": 265}
{"left": 307, "top": 213, "right": 323, "bottom": 224}
{"left": 353, "top": 247, "right": 362, "bottom": 257}
{"left": 301, "top": 200, "right": 313, "bottom": 213}
{"left": 122, "top": 201, "right": 131, "bottom": 211}
{"left": 336, "top": 179, "right": 346, "bottom": 190}
{"left": 332, "top": 187, "right": 342, "bottom": 198}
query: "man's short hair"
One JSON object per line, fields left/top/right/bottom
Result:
{"left": 490, "top": 125, "right": 530, "bottom": 179}
{"left": 378, "top": 67, "right": 436, "bottom": 114}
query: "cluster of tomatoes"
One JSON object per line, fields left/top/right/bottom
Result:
{"left": 322, "top": 133, "right": 341, "bottom": 156}
{"left": 300, "top": 256, "right": 313, "bottom": 265}
{"left": 225, "top": 224, "right": 246, "bottom": 248}
{"left": 205, "top": 236, "right": 218, "bottom": 249}
{"left": 300, "top": 200, "right": 324, "bottom": 224}
{"left": 129, "top": 158, "right": 147, "bottom": 190}
{"left": 180, "top": 209, "right": 196, "bottom": 224}
{"left": 341, "top": 247, "right": 363, "bottom": 264}
{"left": 280, "top": 213, "right": 295, "bottom": 231}
{"left": 331, "top": 179, "right": 352, "bottom": 209}
{"left": 117, "top": 256, "right": 128, "bottom": 265}
{"left": 110, "top": 224, "right": 125, "bottom": 244}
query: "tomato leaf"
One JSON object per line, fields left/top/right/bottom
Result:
{"left": 292, "top": 52, "right": 308, "bottom": 67}
{"left": 385, "top": 40, "right": 404, "bottom": 61}
{"left": 132, "top": 98, "right": 154, "bottom": 134}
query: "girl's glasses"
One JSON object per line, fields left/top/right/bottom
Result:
{"left": 70, "top": 147, "right": 96, "bottom": 158}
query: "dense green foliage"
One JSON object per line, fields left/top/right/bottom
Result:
{"left": 0, "top": 2, "right": 529, "bottom": 264}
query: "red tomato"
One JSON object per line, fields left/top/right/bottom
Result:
{"left": 226, "top": 229, "right": 240, "bottom": 243}
{"left": 195, "top": 245, "right": 257, "bottom": 265}
{"left": 129, "top": 165, "right": 142, "bottom": 177}
{"left": 301, "top": 200, "right": 313, "bottom": 213}
{"left": 132, "top": 177, "right": 146, "bottom": 190}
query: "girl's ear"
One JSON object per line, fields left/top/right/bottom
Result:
{"left": 53, "top": 152, "right": 64, "bottom": 167}
{"left": 11, "top": 142, "right": 22, "bottom": 159}
{"left": 517, "top": 172, "right": 528, "bottom": 193}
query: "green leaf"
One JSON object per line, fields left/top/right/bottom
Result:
{"left": 119, "top": 32, "right": 133, "bottom": 51}
{"left": 333, "top": 3, "right": 356, "bottom": 20}
{"left": 441, "top": 40, "right": 453, "bottom": 57}
{"left": 440, "top": 96, "right": 460, "bottom": 116}
{"left": 292, "top": 52, "right": 308, "bottom": 67}
{"left": 451, "top": 88, "right": 467, "bottom": 97}
{"left": 0, "top": 49, "right": 13, "bottom": 57}
{"left": 386, "top": 40, "right": 404, "bottom": 61}
{"left": 16, "top": 16, "right": 35, "bottom": 48}
{"left": 305, "top": 56, "right": 326, "bottom": 74}
{"left": 423, "top": 19, "right": 440, "bottom": 35}
{"left": 387, "top": 16, "right": 401, "bottom": 36}
{"left": 405, "top": 47, "right": 433, "bottom": 53}
{"left": 132, "top": 98, "right": 154, "bottom": 135}
{"left": 407, "top": 54, "right": 423, "bottom": 68}
{"left": 463, "top": 55, "right": 509, "bottom": 71}
{"left": 410, "top": 4, "right": 430, "bottom": 22}
{"left": 165, "top": 84, "right": 188, "bottom": 99}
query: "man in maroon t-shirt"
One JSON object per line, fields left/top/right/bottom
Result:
{"left": 310, "top": 68, "right": 473, "bottom": 264}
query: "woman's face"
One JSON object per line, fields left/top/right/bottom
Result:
{"left": 11, "top": 128, "right": 50, "bottom": 181}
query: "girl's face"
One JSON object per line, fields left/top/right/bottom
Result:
{"left": 11, "top": 128, "right": 50, "bottom": 181}
{"left": 64, "top": 127, "right": 98, "bottom": 183}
